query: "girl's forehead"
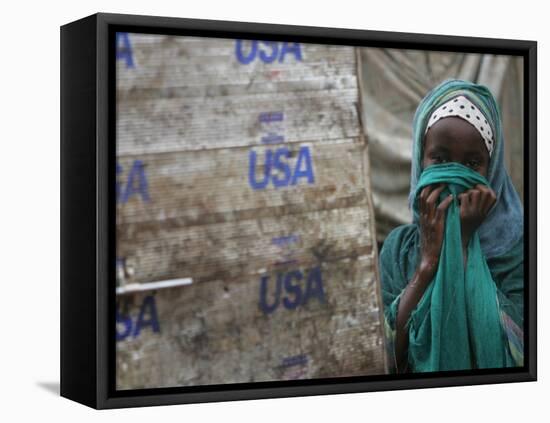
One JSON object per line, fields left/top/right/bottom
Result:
{"left": 424, "top": 116, "right": 488, "bottom": 154}
{"left": 423, "top": 93, "right": 495, "bottom": 157}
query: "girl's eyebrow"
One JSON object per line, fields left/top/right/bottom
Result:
{"left": 427, "top": 145, "right": 449, "bottom": 153}
{"left": 463, "top": 152, "right": 488, "bottom": 162}
{"left": 462, "top": 145, "right": 488, "bottom": 156}
{"left": 464, "top": 150, "right": 484, "bottom": 157}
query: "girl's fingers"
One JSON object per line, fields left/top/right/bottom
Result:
{"left": 458, "top": 192, "right": 469, "bottom": 207}
{"left": 435, "top": 194, "right": 453, "bottom": 218}
{"left": 474, "top": 184, "right": 488, "bottom": 193}
{"left": 420, "top": 184, "right": 442, "bottom": 218}
{"left": 424, "top": 184, "right": 445, "bottom": 223}
{"left": 469, "top": 189, "right": 481, "bottom": 209}
{"left": 459, "top": 192, "right": 470, "bottom": 216}
{"left": 419, "top": 186, "right": 433, "bottom": 214}
{"left": 426, "top": 184, "right": 445, "bottom": 209}
{"left": 474, "top": 184, "right": 497, "bottom": 214}
{"left": 437, "top": 184, "right": 496, "bottom": 224}
{"left": 420, "top": 185, "right": 433, "bottom": 201}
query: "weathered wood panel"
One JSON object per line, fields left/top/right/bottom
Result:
{"left": 118, "top": 202, "right": 373, "bottom": 286}
{"left": 117, "top": 92, "right": 360, "bottom": 155}
{"left": 115, "top": 32, "right": 386, "bottom": 389}
{"left": 116, "top": 256, "right": 382, "bottom": 388}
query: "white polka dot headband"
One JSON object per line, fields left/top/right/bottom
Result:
{"left": 425, "top": 95, "right": 494, "bottom": 156}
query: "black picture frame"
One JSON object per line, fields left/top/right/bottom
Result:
{"left": 60, "top": 12, "right": 537, "bottom": 409}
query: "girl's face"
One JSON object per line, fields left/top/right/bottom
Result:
{"left": 422, "top": 116, "right": 490, "bottom": 178}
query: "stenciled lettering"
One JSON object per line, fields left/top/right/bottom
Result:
{"left": 117, "top": 160, "right": 151, "bottom": 203}
{"left": 116, "top": 295, "right": 160, "bottom": 341}
{"left": 116, "top": 32, "right": 134, "bottom": 68}
{"left": 236, "top": 40, "right": 302, "bottom": 64}
{"left": 248, "top": 146, "right": 315, "bottom": 190}
{"left": 259, "top": 266, "right": 326, "bottom": 314}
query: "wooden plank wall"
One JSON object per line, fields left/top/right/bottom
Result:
{"left": 115, "top": 32, "right": 386, "bottom": 389}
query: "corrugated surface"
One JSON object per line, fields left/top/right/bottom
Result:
{"left": 116, "top": 33, "right": 386, "bottom": 389}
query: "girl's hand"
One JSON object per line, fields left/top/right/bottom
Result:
{"left": 418, "top": 184, "right": 454, "bottom": 279}
{"left": 458, "top": 184, "right": 497, "bottom": 249}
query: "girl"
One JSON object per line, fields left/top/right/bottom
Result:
{"left": 380, "top": 79, "right": 524, "bottom": 373}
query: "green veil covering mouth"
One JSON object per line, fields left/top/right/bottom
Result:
{"left": 409, "top": 162, "right": 510, "bottom": 371}
{"left": 379, "top": 79, "right": 524, "bottom": 373}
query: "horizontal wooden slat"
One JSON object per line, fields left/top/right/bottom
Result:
{"left": 117, "top": 203, "right": 374, "bottom": 285}
{"left": 117, "top": 34, "right": 356, "bottom": 94}
{"left": 117, "top": 90, "right": 360, "bottom": 154}
{"left": 116, "top": 139, "right": 365, "bottom": 224}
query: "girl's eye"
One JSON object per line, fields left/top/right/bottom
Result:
{"left": 432, "top": 155, "right": 447, "bottom": 164}
{"left": 466, "top": 160, "right": 480, "bottom": 169}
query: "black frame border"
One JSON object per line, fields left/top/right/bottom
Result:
{"left": 61, "top": 12, "right": 537, "bottom": 409}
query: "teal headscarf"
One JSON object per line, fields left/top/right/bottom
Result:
{"left": 409, "top": 79, "right": 523, "bottom": 258}
{"left": 380, "top": 79, "right": 524, "bottom": 373}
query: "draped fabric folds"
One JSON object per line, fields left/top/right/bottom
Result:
{"left": 379, "top": 80, "right": 524, "bottom": 373}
